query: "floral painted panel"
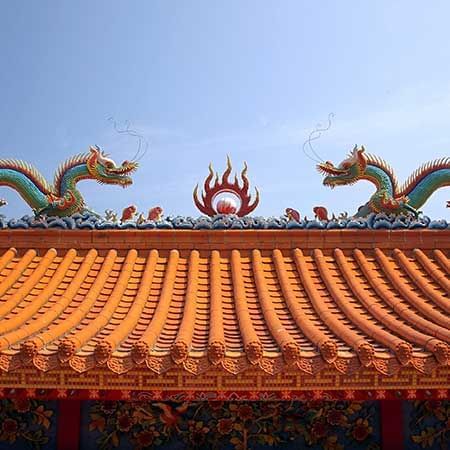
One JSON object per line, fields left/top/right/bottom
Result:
{"left": 80, "top": 400, "right": 381, "bottom": 449}
{"left": 404, "top": 400, "right": 449, "bottom": 450}
{"left": 0, "top": 399, "right": 57, "bottom": 450}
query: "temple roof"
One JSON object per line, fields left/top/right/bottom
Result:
{"left": 0, "top": 228, "right": 448, "bottom": 382}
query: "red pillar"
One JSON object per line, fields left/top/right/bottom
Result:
{"left": 380, "top": 400, "right": 404, "bottom": 450}
{"left": 57, "top": 400, "right": 81, "bottom": 450}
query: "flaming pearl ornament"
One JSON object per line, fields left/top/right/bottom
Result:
{"left": 193, "top": 156, "right": 259, "bottom": 217}
{"left": 216, "top": 197, "right": 238, "bottom": 215}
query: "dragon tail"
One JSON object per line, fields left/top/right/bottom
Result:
{"left": 0, "top": 159, "right": 53, "bottom": 212}
{"left": 398, "top": 157, "right": 450, "bottom": 209}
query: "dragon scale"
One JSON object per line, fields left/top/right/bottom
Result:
{"left": 362, "top": 165, "right": 396, "bottom": 196}
{"left": 0, "top": 168, "right": 50, "bottom": 212}
{"left": 400, "top": 167, "right": 450, "bottom": 210}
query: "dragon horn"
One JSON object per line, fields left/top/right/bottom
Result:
{"left": 356, "top": 146, "right": 367, "bottom": 170}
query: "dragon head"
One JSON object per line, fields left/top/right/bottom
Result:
{"left": 317, "top": 145, "right": 367, "bottom": 189}
{"left": 86, "top": 146, "right": 138, "bottom": 187}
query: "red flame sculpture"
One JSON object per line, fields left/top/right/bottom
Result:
{"left": 193, "top": 156, "right": 259, "bottom": 217}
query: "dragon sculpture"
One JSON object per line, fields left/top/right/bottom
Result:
{"left": 318, "top": 146, "right": 450, "bottom": 217}
{"left": 0, "top": 146, "right": 137, "bottom": 216}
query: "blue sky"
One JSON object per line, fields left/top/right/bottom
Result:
{"left": 0, "top": 1, "right": 449, "bottom": 219}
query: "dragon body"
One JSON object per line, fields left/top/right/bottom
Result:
{"left": 0, "top": 146, "right": 137, "bottom": 216}
{"left": 318, "top": 146, "right": 450, "bottom": 217}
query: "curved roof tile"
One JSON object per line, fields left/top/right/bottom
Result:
{"left": 0, "top": 229, "right": 448, "bottom": 379}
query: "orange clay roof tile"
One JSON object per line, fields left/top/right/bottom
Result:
{"left": 0, "top": 229, "right": 448, "bottom": 377}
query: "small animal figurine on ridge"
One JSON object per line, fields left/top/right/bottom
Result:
{"left": 317, "top": 146, "right": 450, "bottom": 217}
{"left": 313, "top": 206, "right": 329, "bottom": 221}
{"left": 136, "top": 213, "right": 146, "bottom": 225}
{"left": 285, "top": 208, "right": 300, "bottom": 222}
{"left": 120, "top": 205, "right": 137, "bottom": 223}
{"left": 104, "top": 209, "right": 118, "bottom": 223}
{"left": 330, "top": 211, "right": 349, "bottom": 221}
{"left": 0, "top": 146, "right": 137, "bottom": 217}
{"left": 147, "top": 206, "right": 163, "bottom": 221}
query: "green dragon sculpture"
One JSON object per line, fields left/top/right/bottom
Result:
{"left": 0, "top": 146, "right": 137, "bottom": 216}
{"left": 317, "top": 146, "right": 450, "bottom": 217}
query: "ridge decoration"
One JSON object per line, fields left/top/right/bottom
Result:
{"left": 193, "top": 156, "right": 259, "bottom": 217}
{"left": 317, "top": 146, "right": 450, "bottom": 217}
{"left": 0, "top": 146, "right": 137, "bottom": 216}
